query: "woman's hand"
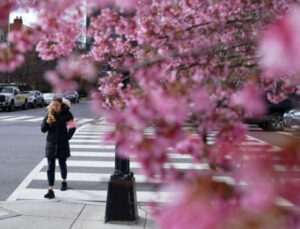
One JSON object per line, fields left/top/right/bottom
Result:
{"left": 47, "top": 113, "right": 56, "bottom": 124}
{"left": 47, "top": 118, "right": 55, "bottom": 124}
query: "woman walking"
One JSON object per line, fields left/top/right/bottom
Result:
{"left": 41, "top": 96, "right": 76, "bottom": 199}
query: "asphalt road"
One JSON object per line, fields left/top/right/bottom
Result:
{"left": 0, "top": 100, "right": 98, "bottom": 119}
{"left": 0, "top": 101, "right": 299, "bottom": 201}
{"left": 0, "top": 100, "right": 99, "bottom": 200}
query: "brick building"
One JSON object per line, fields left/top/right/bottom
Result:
{"left": 0, "top": 16, "right": 54, "bottom": 92}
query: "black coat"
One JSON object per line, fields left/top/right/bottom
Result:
{"left": 41, "top": 104, "right": 76, "bottom": 158}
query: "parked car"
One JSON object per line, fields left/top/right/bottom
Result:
{"left": 283, "top": 109, "right": 300, "bottom": 130}
{"left": 55, "top": 92, "right": 64, "bottom": 98}
{"left": 63, "top": 91, "right": 79, "bottom": 103}
{"left": 43, "top": 93, "right": 55, "bottom": 105}
{"left": 43, "top": 92, "right": 64, "bottom": 105}
{"left": 0, "top": 86, "right": 29, "bottom": 111}
{"left": 23, "top": 90, "right": 44, "bottom": 108}
{"left": 246, "top": 93, "right": 300, "bottom": 131}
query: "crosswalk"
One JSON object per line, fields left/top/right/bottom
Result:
{"left": 0, "top": 115, "right": 94, "bottom": 126}
{"left": 7, "top": 120, "right": 282, "bottom": 203}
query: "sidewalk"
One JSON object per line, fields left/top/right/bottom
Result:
{"left": 0, "top": 200, "right": 157, "bottom": 229}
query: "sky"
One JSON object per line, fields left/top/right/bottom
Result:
{"left": 9, "top": 9, "right": 38, "bottom": 26}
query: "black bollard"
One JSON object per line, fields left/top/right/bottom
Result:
{"left": 105, "top": 141, "right": 138, "bottom": 222}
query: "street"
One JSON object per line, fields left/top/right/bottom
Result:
{"left": 0, "top": 100, "right": 98, "bottom": 201}
{"left": 1, "top": 104, "right": 299, "bottom": 202}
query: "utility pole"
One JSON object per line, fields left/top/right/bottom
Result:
{"left": 7, "top": 11, "right": 11, "bottom": 83}
{"left": 105, "top": 72, "right": 138, "bottom": 222}
{"left": 82, "top": 2, "right": 138, "bottom": 221}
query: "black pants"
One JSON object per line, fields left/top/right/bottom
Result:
{"left": 47, "top": 157, "right": 67, "bottom": 186}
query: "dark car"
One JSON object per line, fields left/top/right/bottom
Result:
{"left": 63, "top": 91, "right": 79, "bottom": 103}
{"left": 246, "top": 93, "right": 300, "bottom": 131}
{"left": 24, "top": 90, "right": 44, "bottom": 108}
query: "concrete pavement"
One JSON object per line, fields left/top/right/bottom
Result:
{"left": 0, "top": 200, "right": 157, "bottom": 229}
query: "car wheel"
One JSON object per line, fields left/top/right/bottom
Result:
{"left": 23, "top": 100, "right": 28, "bottom": 109}
{"left": 32, "top": 100, "right": 37, "bottom": 108}
{"left": 9, "top": 101, "right": 15, "bottom": 112}
{"left": 268, "top": 113, "right": 284, "bottom": 131}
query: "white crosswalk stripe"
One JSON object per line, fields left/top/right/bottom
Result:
{"left": 7, "top": 118, "right": 282, "bottom": 203}
{"left": 3, "top": 115, "right": 35, "bottom": 121}
{"left": 0, "top": 115, "right": 94, "bottom": 126}
{"left": 0, "top": 116, "right": 12, "bottom": 119}
{"left": 25, "top": 117, "right": 44, "bottom": 122}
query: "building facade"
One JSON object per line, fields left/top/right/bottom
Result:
{"left": 0, "top": 16, "right": 53, "bottom": 92}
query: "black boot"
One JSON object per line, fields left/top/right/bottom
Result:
{"left": 44, "top": 189, "right": 55, "bottom": 199}
{"left": 61, "top": 181, "right": 68, "bottom": 191}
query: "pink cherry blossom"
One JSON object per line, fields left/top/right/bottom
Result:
{"left": 115, "top": 0, "right": 139, "bottom": 10}
{"left": 154, "top": 177, "right": 233, "bottom": 229}
{"left": 3, "top": 0, "right": 300, "bottom": 227}
{"left": 44, "top": 55, "right": 96, "bottom": 91}
{"left": 234, "top": 157, "right": 276, "bottom": 211}
{"left": 0, "top": 0, "right": 16, "bottom": 26}
{"left": 8, "top": 29, "right": 41, "bottom": 53}
{"left": 175, "top": 134, "right": 204, "bottom": 162}
{"left": 44, "top": 70, "right": 78, "bottom": 92}
{"left": 56, "top": 56, "right": 97, "bottom": 82}
{"left": 259, "top": 6, "right": 300, "bottom": 77}
{"left": 0, "top": 43, "right": 24, "bottom": 72}
{"left": 231, "top": 83, "right": 266, "bottom": 117}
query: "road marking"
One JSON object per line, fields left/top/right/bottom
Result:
{"left": 0, "top": 116, "right": 95, "bottom": 125}
{"left": 9, "top": 119, "right": 283, "bottom": 203}
{"left": 15, "top": 189, "right": 171, "bottom": 203}
{"left": 34, "top": 172, "right": 160, "bottom": 183}
{"left": 40, "top": 160, "right": 209, "bottom": 170}
{"left": 77, "top": 129, "right": 115, "bottom": 132}
{"left": 73, "top": 132, "right": 103, "bottom": 135}
{"left": 7, "top": 123, "right": 88, "bottom": 201}
{"left": 72, "top": 135, "right": 103, "bottom": 139}
{"left": 7, "top": 158, "right": 47, "bottom": 201}
{"left": 241, "top": 141, "right": 268, "bottom": 145}
{"left": 70, "top": 144, "right": 115, "bottom": 149}
{"left": 71, "top": 151, "right": 193, "bottom": 159}
{"left": 3, "top": 115, "right": 35, "bottom": 121}
{"left": 33, "top": 172, "right": 234, "bottom": 185}
{"left": 25, "top": 117, "right": 44, "bottom": 122}
{"left": 70, "top": 139, "right": 105, "bottom": 143}
{"left": 246, "top": 135, "right": 282, "bottom": 152}
{"left": 75, "top": 118, "right": 93, "bottom": 125}
{"left": 277, "top": 131, "right": 299, "bottom": 137}
{"left": 0, "top": 116, "right": 13, "bottom": 119}
{"left": 71, "top": 151, "right": 117, "bottom": 157}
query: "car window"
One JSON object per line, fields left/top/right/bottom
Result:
{"left": 44, "top": 93, "right": 54, "bottom": 98}
{"left": 0, "top": 88, "right": 13, "bottom": 93}
{"left": 55, "top": 93, "right": 63, "bottom": 98}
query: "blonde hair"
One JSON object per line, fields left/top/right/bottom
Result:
{"left": 47, "top": 98, "right": 71, "bottom": 111}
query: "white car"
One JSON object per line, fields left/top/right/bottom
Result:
{"left": 43, "top": 93, "right": 55, "bottom": 105}
{"left": 43, "top": 92, "right": 64, "bottom": 105}
{"left": 0, "top": 86, "right": 29, "bottom": 111}
{"left": 24, "top": 90, "right": 44, "bottom": 108}
{"left": 283, "top": 109, "right": 300, "bottom": 130}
